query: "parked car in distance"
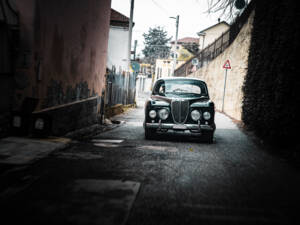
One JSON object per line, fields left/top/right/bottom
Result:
{"left": 143, "top": 77, "right": 216, "bottom": 143}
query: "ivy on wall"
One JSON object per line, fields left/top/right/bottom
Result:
{"left": 242, "top": 0, "right": 300, "bottom": 149}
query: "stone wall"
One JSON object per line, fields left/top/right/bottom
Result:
{"left": 188, "top": 12, "right": 254, "bottom": 121}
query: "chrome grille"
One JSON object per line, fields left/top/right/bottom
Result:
{"left": 171, "top": 100, "right": 189, "bottom": 123}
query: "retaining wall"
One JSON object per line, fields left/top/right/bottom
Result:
{"left": 188, "top": 12, "right": 254, "bottom": 121}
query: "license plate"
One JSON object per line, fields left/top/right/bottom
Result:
{"left": 173, "top": 124, "right": 187, "bottom": 130}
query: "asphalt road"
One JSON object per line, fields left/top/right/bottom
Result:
{"left": 1, "top": 98, "right": 299, "bottom": 225}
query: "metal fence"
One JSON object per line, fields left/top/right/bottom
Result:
{"left": 105, "top": 71, "right": 136, "bottom": 106}
{"left": 174, "top": 1, "right": 254, "bottom": 77}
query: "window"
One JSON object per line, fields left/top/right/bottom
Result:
{"left": 153, "top": 79, "right": 208, "bottom": 98}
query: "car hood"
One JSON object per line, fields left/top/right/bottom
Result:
{"left": 150, "top": 95, "right": 212, "bottom": 106}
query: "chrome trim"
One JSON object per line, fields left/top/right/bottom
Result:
{"left": 151, "top": 101, "right": 170, "bottom": 106}
{"left": 171, "top": 99, "right": 189, "bottom": 124}
{"left": 145, "top": 123, "right": 214, "bottom": 131}
{"left": 190, "top": 101, "right": 211, "bottom": 107}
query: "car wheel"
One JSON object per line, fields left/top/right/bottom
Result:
{"left": 202, "top": 131, "right": 214, "bottom": 144}
{"left": 145, "top": 128, "right": 156, "bottom": 140}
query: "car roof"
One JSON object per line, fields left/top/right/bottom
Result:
{"left": 155, "top": 77, "right": 206, "bottom": 82}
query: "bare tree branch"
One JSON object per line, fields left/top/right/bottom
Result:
{"left": 206, "top": 0, "right": 248, "bottom": 20}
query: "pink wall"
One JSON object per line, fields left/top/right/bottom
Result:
{"left": 14, "top": 0, "right": 111, "bottom": 110}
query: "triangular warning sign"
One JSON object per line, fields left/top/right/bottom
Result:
{"left": 223, "top": 60, "right": 231, "bottom": 69}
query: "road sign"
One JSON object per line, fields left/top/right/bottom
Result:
{"left": 191, "top": 58, "right": 199, "bottom": 66}
{"left": 131, "top": 61, "right": 140, "bottom": 72}
{"left": 222, "top": 60, "right": 231, "bottom": 112}
{"left": 223, "top": 60, "right": 231, "bottom": 69}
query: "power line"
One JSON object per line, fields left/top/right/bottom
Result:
{"left": 151, "top": 0, "right": 170, "bottom": 16}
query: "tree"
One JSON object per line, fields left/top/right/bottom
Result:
{"left": 142, "top": 26, "right": 171, "bottom": 64}
{"left": 182, "top": 42, "right": 200, "bottom": 55}
{"left": 206, "top": 0, "right": 249, "bottom": 19}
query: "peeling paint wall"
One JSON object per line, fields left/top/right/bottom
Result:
{"left": 10, "top": 0, "right": 111, "bottom": 134}
{"left": 13, "top": 0, "right": 111, "bottom": 110}
{"left": 189, "top": 12, "right": 254, "bottom": 121}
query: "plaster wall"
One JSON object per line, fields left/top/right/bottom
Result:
{"left": 10, "top": 0, "right": 111, "bottom": 134}
{"left": 107, "top": 26, "right": 129, "bottom": 73}
{"left": 13, "top": 0, "right": 111, "bottom": 110}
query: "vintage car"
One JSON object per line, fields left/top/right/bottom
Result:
{"left": 143, "top": 77, "right": 216, "bottom": 142}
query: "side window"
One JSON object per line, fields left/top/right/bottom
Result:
{"left": 158, "top": 85, "right": 165, "bottom": 96}
{"left": 153, "top": 81, "right": 165, "bottom": 95}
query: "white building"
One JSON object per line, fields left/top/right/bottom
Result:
{"left": 155, "top": 37, "right": 198, "bottom": 79}
{"left": 107, "top": 9, "right": 131, "bottom": 73}
{"left": 155, "top": 59, "right": 186, "bottom": 79}
{"left": 197, "top": 21, "right": 229, "bottom": 50}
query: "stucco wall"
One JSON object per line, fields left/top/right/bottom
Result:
{"left": 107, "top": 26, "right": 129, "bottom": 73}
{"left": 10, "top": 0, "right": 111, "bottom": 134}
{"left": 189, "top": 12, "right": 254, "bottom": 120}
{"left": 14, "top": 0, "right": 111, "bottom": 110}
{"left": 199, "top": 23, "right": 229, "bottom": 49}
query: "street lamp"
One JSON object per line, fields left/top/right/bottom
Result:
{"left": 170, "top": 15, "right": 179, "bottom": 76}
{"left": 197, "top": 31, "right": 206, "bottom": 50}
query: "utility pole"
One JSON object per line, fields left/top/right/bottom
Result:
{"left": 128, "top": 0, "right": 134, "bottom": 70}
{"left": 170, "top": 15, "right": 179, "bottom": 76}
{"left": 133, "top": 40, "right": 137, "bottom": 61}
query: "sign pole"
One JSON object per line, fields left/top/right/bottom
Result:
{"left": 222, "top": 60, "right": 231, "bottom": 112}
{"left": 222, "top": 68, "right": 228, "bottom": 112}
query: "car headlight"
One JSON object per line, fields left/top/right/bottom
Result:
{"left": 191, "top": 110, "right": 201, "bottom": 121}
{"left": 203, "top": 111, "right": 211, "bottom": 120}
{"left": 158, "top": 108, "right": 169, "bottom": 120}
{"left": 149, "top": 110, "right": 157, "bottom": 118}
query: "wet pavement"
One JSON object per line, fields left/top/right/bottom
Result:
{"left": 0, "top": 98, "right": 299, "bottom": 225}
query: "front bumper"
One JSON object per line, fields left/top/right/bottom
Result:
{"left": 145, "top": 122, "right": 215, "bottom": 132}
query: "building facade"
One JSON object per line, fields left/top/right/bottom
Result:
{"left": 105, "top": 8, "right": 136, "bottom": 108}
{"left": 197, "top": 21, "right": 229, "bottom": 50}
{"left": 107, "top": 9, "right": 130, "bottom": 73}
{"left": 154, "top": 37, "right": 198, "bottom": 80}
{"left": 0, "top": 0, "right": 111, "bottom": 136}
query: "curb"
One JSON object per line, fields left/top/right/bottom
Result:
{"left": 105, "top": 103, "right": 136, "bottom": 118}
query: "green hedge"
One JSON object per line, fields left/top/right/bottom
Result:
{"left": 242, "top": 0, "right": 300, "bottom": 149}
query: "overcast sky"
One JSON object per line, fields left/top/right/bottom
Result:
{"left": 111, "top": 0, "right": 226, "bottom": 57}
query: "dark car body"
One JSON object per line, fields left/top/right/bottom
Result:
{"left": 143, "top": 77, "right": 216, "bottom": 142}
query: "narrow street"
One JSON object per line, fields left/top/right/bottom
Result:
{"left": 0, "top": 97, "right": 299, "bottom": 225}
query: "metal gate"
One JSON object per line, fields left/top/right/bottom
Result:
{"left": 105, "top": 71, "right": 136, "bottom": 107}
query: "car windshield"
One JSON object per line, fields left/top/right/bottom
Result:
{"left": 153, "top": 79, "right": 208, "bottom": 98}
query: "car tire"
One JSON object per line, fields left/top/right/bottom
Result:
{"left": 145, "top": 128, "right": 156, "bottom": 140}
{"left": 202, "top": 131, "right": 214, "bottom": 144}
